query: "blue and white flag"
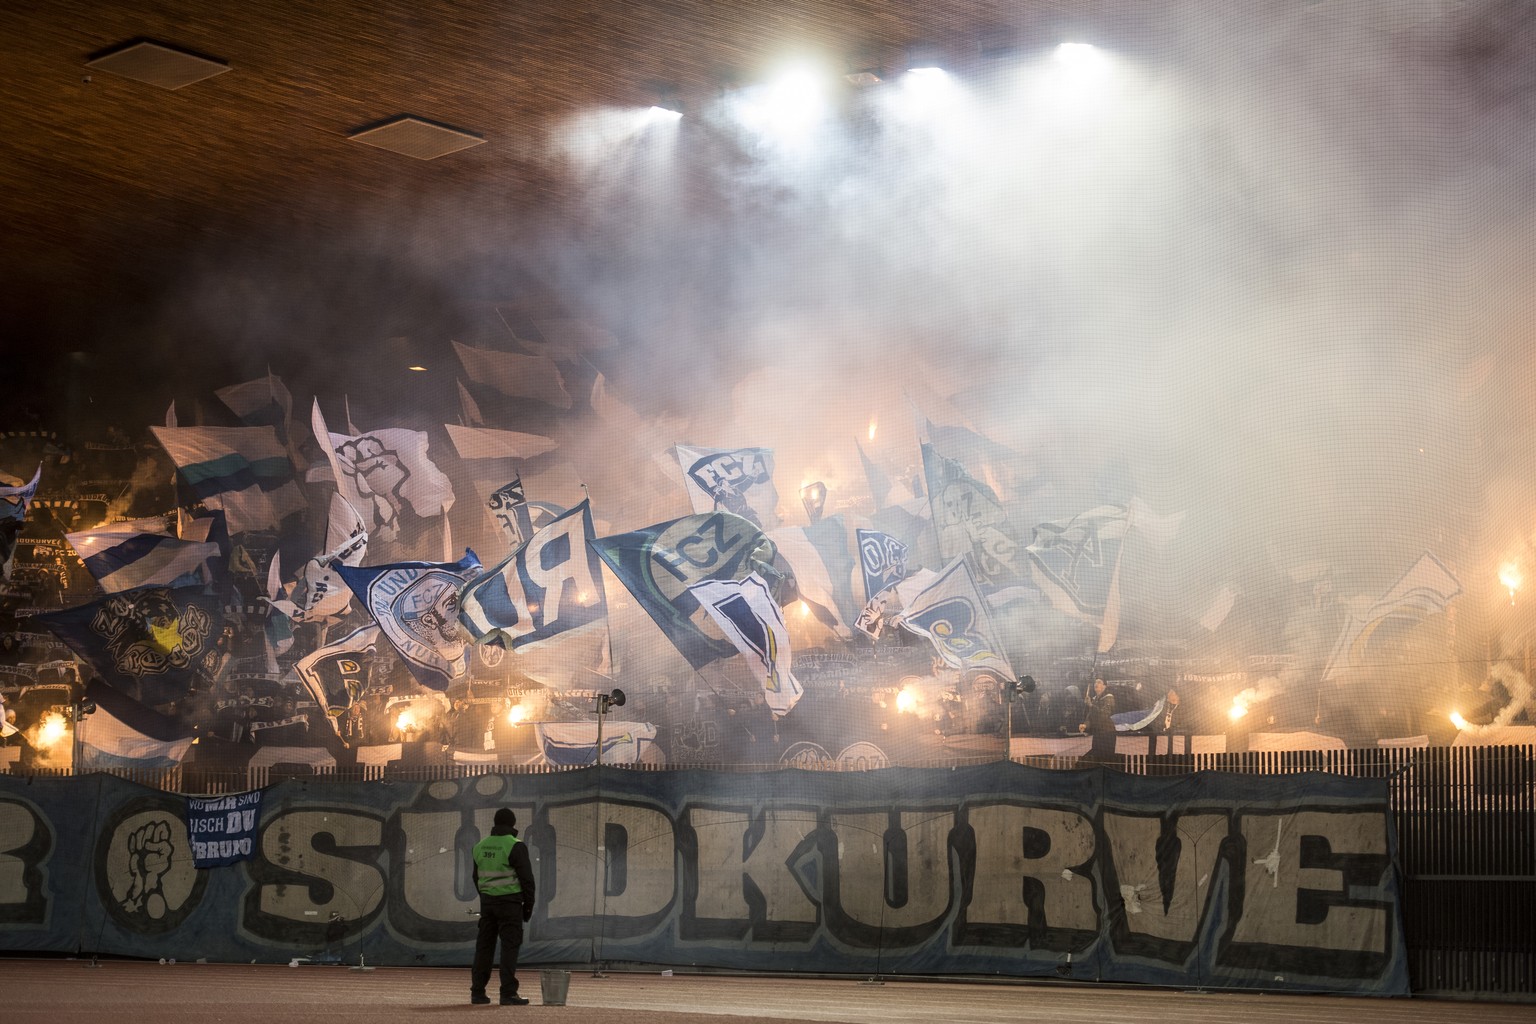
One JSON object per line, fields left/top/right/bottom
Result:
{"left": 1025, "top": 504, "right": 1132, "bottom": 623}
{"left": 487, "top": 475, "right": 530, "bottom": 550}
{"left": 186, "top": 790, "right": 264, "bottom": 868}
{"left": 74, "top": 680, "right": 197, "bottom": 771}
{"left": 2, "top": 465, "right": 42, "bottom": 579}
{"left": 36, "top": 585, "right": 230, "bottom": 711}
{"left": 459, "top": 500, "right": 607, "bottom": 650}
{"left": 674, "top": 444, "right": 780, "bottom": 529}
{"left": 856, "top": 528, "right": 909, "bottom": 602}
{"left": 899, "top": 557, "right": 1014, "bottom": 678}
{"left": 151, "top": 425, "right": 306, "bottom": 534}
{"left": 922, "top": 442, "right": 1024, "bottom": 588}
{"left": 534, "top": 720, "right": 657, "bottom": 766}
{"left": 269, "top": 492, "right": 368, "bottom": 623}
{"left": 768, "top": 515, "right": 859, "bottom": 635}
{"left": 591, "top": 511, "right": 776, "bottom": 669}
{"left": 337, "top": 550, "right": 482, "bottom": 691}
{"left": 66, "top": 523, "right": 219, "bottom": 593}
{"left": 689, "top": 573, "right": 804, "bottom": 717}
{"left": 311, "top": 400, "right": 455, "bottom": 557}
{"left": 1323, "top": 552, "right": 1461, "bottom": 683}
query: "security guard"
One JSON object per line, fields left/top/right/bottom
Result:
{"left": 470, "top": 807, "right": 536, "bottom": 1005}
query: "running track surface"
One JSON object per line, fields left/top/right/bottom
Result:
{"left": 0, "top": 959, "right": 1527, "bottom": 1024}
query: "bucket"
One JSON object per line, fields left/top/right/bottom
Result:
{"left": 540, "top": 969, "right": 570, "bottom": 1006}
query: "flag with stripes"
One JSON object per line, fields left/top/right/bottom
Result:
{"left": 151, "top": 425, "right": 305, "bottom": 534}
{"left": 66, "top": 523, "right": 219, "bottom": 593}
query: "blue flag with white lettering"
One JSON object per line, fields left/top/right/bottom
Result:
{"left": 856, "top": 528, "right": 909, "bottom": 602}
{"left": 186, "top": 790, "right": 264, "bottom": 868}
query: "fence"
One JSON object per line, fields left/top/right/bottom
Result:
{"left": 4, "top": 743, "right": 1531, "bottom": 999}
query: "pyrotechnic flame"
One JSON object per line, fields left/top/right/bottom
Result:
{"left": 868, "top": 417, "right": 877, "bottom": 442}
{"left": 36, "top": 712, "right": 68, "bottom": 750}
{"left": 1499, "top": 562, "right": 1522, "bottom": 605}
{"left": 506, "top": 704, "right": 528, "bottom": 726}
{"left": 1449, "top": 710, "right": 1469, "bottom": 731}
{"left": 895, "top": 687, "right": 919, "bottom": 714}
{"left": 798, "top": 601, "right": 811, "bottom": 618}
{"left": 1227, "top": 697, "right": 1249, "bottom": 722}
{"left": 395, "top": 710, "right": 417, "bottom": 732}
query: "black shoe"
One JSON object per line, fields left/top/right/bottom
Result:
{"left": 499, "top": 996, "right": 530, "bottom": 1006}
{"left": 471, "top": 995, "right": 491, "bottom": 1005}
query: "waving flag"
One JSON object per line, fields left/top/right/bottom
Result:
{"left": 36, "top": 585, "right": 229, "bottom": 711}
{"left": 487, "top": 475, "right": 530, "bottom": 550}
{"left": 592, "top": 511, "right": 776, "bottom": 669}
{"left": 689, "top": 573, "right": 803, "bottom": 717}
{"left": 270, "top": 492, "right": 368, "bottom": 623}
{"left": 444, "top": 423, "right": 557, "bottom": 461}
{"left": 1025, "top": 505, "right": 1132, "bottom": 623}
{"left": 453, "top": 339, "right": 572, "bottom": 409}
{"left": 337, "top": 551, "right": 482, "bottom": 691}
{"left": 151, "top": 424, "right": 305, "bottom": 534}
{"left": 311, "top": 400, "right": 455, "bottom": 556}
{"left": 215, "top": 371, "right": 293, "bottom": 442}
{"left": 460, "top": 500, "right": 607, "bottom": 649}
{"left": 674, "top": 444, "right": 780, "bottom": 529}
{"left": 291, "top": 623, "right": 380, "bottom": 724}
{"left": 1324, "top": 553, "right": 1461, "bottom": 682}
{"left": 66, "top": 523, "right": 218, "bottom": 593}
{"left": 899, "top": 557, "right": 1014, "bottom": 677}
{"left": 2, "top": 465, "right": 43, "bottom": 579}
{"left": 768, "top": 515, "right": 859, "bottom": 635}
{"left": 534, "top": 721, "right": 657, "bottom": 766}
{"left": 74, "top": 680, "right": 196, "bottom": 771}
{"left": 856, "top": 528, "right": 909, "bottom": 601}
{"left": 922, "top": 442, "right": 1023, "bottom": 588}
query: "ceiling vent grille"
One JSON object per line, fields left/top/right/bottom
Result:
{"left": 348, "top": 116, "right": 486, "bottom": 160}
{"left": 86, "top": 39, "right": 230, "bottom": 90}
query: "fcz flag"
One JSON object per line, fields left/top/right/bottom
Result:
{"left": 591, "top": 511, "right": 777, "bottom": 670}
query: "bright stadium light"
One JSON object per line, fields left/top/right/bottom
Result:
{"left": 733, "top": 61, "right": 832, "bottom": 143}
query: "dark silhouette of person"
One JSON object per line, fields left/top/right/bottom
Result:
{"left": 1079, "top": 677, "right": 1118, "bottom": 765}
{"left": 470, "top": 807, "right": 536, "bottom": 1005}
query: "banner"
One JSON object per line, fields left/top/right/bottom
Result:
{"left": 291, "top": 623, "right": 380, "bottom": 722}
{"left": 856, "top": 528, "right": 909, "bottom": 602}
{"left": 36, "top": 585, "right": 229, "bottom": 711}
{"left": 0, "top": 766, "right": 1408, "bottom": 995}
{"left": 185, "top": 790, "right": 264, "bottom": 868}
{"left": 311, "top": 401, "right": 455, "bottom": 557}
{"left": 922, "top": 441, "right": 1023, "bottom": 588}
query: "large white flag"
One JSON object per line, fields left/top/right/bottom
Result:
{"left": 311, "top": 400, "right": 454, "bottom": 556}
{"left": 689, "top": 573, "right": 804, "bottom": 718}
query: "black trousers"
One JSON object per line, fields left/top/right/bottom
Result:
{"left": 471, "top": 893, "right": 526, "bottom": 998}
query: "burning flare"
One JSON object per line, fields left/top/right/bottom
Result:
{"left": 1499, "top": 562, "right": 1522, "bottom": 605}
{"left": 867, "top": 417, "right": 877, "bottom": 442}
{"left": 36, "top": 711, "right": 68, "bottom": 750}
{"left": 506, "top": 703, "right": 528, "bottom": 726}
{"left": 895, "top": 687, "right": 920, "bottom": 714}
